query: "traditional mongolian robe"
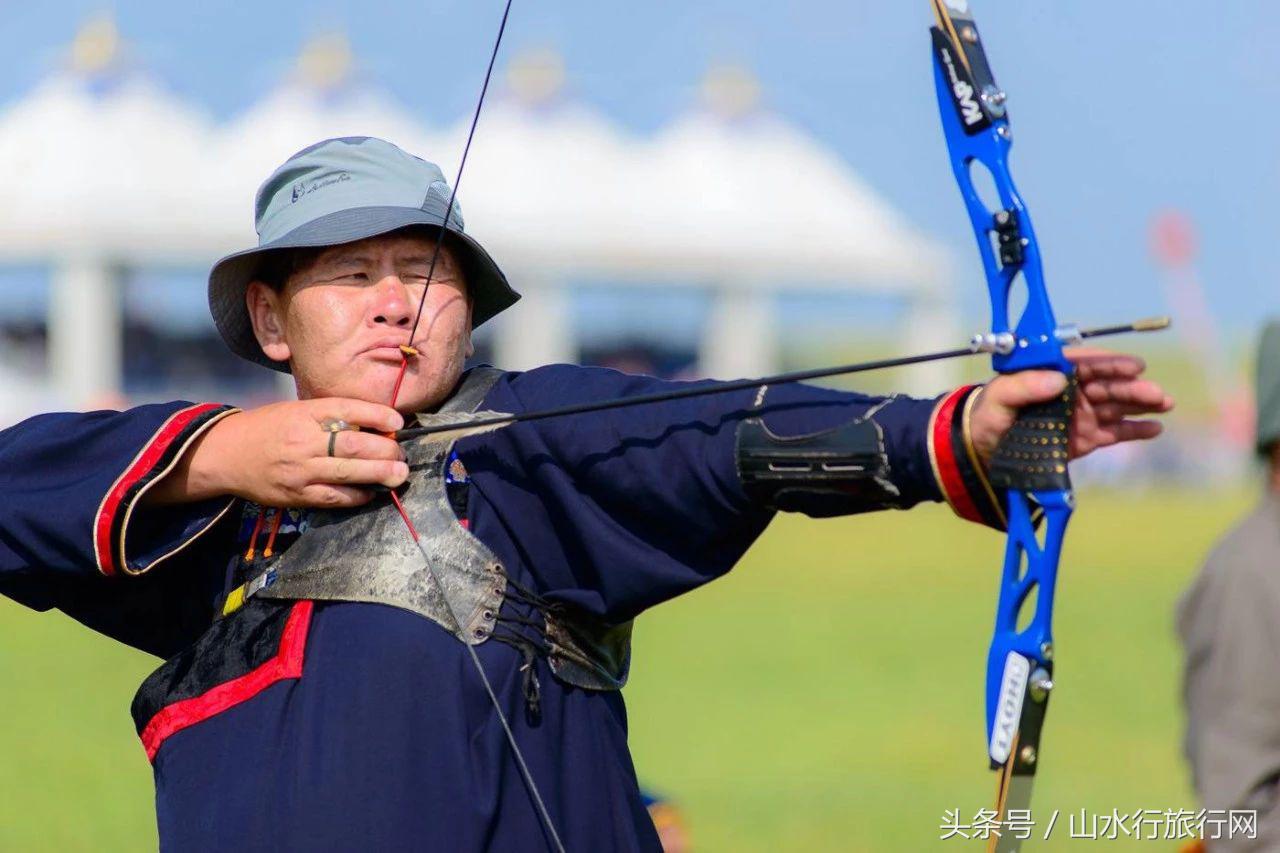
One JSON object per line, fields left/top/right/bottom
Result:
{"left": 0, "top": 365, "right": 999, "bottom": 852}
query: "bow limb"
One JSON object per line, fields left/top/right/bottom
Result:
{"left": 930, "top": 2, "right": 1073, "bottom": 849}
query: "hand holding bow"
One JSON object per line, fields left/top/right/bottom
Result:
{"left": 970, "top": 350, "right": 1175, "bottom": 466}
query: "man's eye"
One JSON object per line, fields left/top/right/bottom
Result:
{"left": 325, "top": 271, "right": 366, "bottom": 283}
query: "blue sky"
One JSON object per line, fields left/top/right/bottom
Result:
{"left": 1, "top": 1, "right": 1277, "bottom": 339}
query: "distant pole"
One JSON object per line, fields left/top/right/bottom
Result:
{"left": 48, "top": 255, "right": 123, "bottom": 409}
{"left": 1148, "top": 209, "right": 1225, "bottom": 379}
{"left": 492, "top": 276, "right": 576, "bottom": 370}
{"left": 1149, "top": 210, "right": 1215, "bottom": 352}
{"left": 702, "top": 284, "right": 777, "bottom": 380}
{"left": 1148, "top": 209, "right": 1248, "bottom": 456}
{"left": 901, "top": 286, "right": 961, "bottom": 397}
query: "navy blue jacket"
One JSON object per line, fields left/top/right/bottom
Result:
{"left": 0, "top": 365, "right": 997, "bottom": 852}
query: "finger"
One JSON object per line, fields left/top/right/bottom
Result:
{"left": 296, "top": 484, "right": 376, "bottom": 509}
{"left": 1080, "top": 378, "right": 1174, "bottom": 410}
{"left": 311, "top": 458, "right": 410, "bottom": 489}
{"left": 1106, "top": 419, "right": 1165, "bottom": 443}
{"left": 1080, "top": 376, "right": 1166, "bottom": 404}
{"left": 1079, "top": 418, "right": 1164, "bottom": 448}
{"left": 330, "top": 430, "right": 407, "bottom": 462}
{"left": 1068, "top": 351, "right": 1146, "bottom": 381}
{"left": 1088, "top": 401, "right": 1173, "bottom": 423}
{"left": 311, "top": 398, "right": 404, "bottom": 433}
{"left": 1070, "top": 418, "right": 1164, "bottom": 457}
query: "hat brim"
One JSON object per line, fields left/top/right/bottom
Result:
{"left": 209, "top": 205, "right": 520, "bottom": 373}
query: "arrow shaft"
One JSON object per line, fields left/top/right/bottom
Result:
{"left": 396, "top": 317, "right": 1168, "bottom": 442}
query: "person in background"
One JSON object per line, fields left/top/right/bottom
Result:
{"left": 1179, "top": 320, "right": 1280, "bottom": 852}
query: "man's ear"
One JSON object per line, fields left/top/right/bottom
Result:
{"left": 245, "top": 281, "right": 292, "bottom": 364}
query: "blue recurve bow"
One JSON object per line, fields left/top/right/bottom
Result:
{"left": 930, "top": 2, "right": 1093, "bottom": 848}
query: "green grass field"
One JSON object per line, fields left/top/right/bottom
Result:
{"left": 0, "top": 488, "right": 1252, "bottom": 851}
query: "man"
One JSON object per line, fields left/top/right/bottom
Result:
{"left": 1179, "top": 321, "right": 1280, "bottom": 852}
{"left": 0, "top": 136, "right": 1172, "bottom": 851}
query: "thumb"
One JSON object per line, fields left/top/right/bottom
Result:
{"left": 990, "top": 370, "right": 1068, "bottom": 410}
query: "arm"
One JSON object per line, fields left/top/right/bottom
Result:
{"left": 0, "top": 395, "right": 414, "bottom": 652}
{"left": 739, "top": 380, "right": 995, "bottom": 523}
{"left": 0, "top": 403, "right": 239, "bottom": 586}
{"left": 465, "top": 366, "right": 970, "bottom": 620}
{"left": 143, "top": 397, "right": 408, "bottom": 508}
{"left": 0, "top": 403, "right": 240, "bottom": 655}
{"left": 468, "top": 357, "right": 1171, "bottom": 620}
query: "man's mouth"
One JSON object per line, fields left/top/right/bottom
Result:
{"left": 363, "top": 340, "right": 417, "bottom": 361}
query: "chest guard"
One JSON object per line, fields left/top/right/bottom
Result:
{"left": 255, "top": 367, "right": 632, "bottom": 693}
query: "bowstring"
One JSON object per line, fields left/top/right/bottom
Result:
{"left": 385, "top": 3, "right": 568, "bottom": 851}
{"left": 390, "top": 0, "right": 514, "bottom": 406}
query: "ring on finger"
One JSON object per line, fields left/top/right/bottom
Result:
{"left": 320, "top": 418, "right": 352, "bottom": 458}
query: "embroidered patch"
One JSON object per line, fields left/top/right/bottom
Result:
{"left": 445, "top": 451, "right": 470, "bottom": 527}
{"left": 445, "top": 451, "right": 469, "bottom": 485}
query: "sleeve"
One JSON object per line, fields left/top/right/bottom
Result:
{"left": 0, "top": 402, "right": 240, "bottom": 656}
{"left": 465, "top": 365, "right": 998, "bottom": 621}
{"left": 741, "top": 381, "right": 1004, "bottom": 528}
{"left": 926, "top": 384, "right": 1007, "bottom": 530}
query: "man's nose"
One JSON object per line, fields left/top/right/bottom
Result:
{"left": 371, "top": 276, "right": 414, "bottom": 328}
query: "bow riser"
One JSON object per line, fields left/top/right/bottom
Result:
{"left": 930, "top": 3, "right": 1078, "bottom": 847}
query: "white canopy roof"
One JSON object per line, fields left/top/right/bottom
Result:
{"left": 0, "top": 29, "right": 948, "bottom": 295}
{"left": 0, "top": 78, "right": 215, "bottom": 261}
{"left": 208, "top": 34, "right": 436, "bottom": 247}
{"left": 617, "top": 109, "right": 945, "bottom": 289}
{"left": 0, "top": 15, "right": 216, "bottom": 261}
{"left": 436, "top": 96, "right": 642, "bottom": 274}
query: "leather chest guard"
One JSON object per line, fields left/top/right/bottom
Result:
{"left": 255, "top": 367, "right": 633, "bottom": 693}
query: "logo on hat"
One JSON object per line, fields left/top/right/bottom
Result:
{"left": 290, "top": 171, "right": 352, "bottom": 203}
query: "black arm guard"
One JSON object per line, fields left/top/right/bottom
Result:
{"left": 735, "top": 415, "right": 903, "bottom": 518}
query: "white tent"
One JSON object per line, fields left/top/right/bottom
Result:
{"left": 0, "top": 26, "right": 957, "bottom": 409}
{"left": 0, "top": 15, "right": 217, "bottom": 404}
{"left": 429, "top": 51, "right": 644, "bottom": 368}
{"left": 209, "top": 34, "right": 436, "bottom": 245}
{"left": 447, "top": 60, "right": 956, "bottom": 382}
{"left": 0, "top": 25, "right": 215, "bottom": 258}
{"left": 629, "top": 105, "right": 954, "bottom": 381}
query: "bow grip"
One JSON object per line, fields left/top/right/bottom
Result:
{"left": 986, "top": 372, "right": 1077, "bottom": 494}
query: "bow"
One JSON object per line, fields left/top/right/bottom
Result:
{"left": 377, "top": 3, "right": 1165, "bottom": 850}
{"left": 930, "top": 1, "right": 1070, "bottom": 847}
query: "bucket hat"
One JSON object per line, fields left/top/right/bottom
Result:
{"left": 209, "top": 136, "right": 519, "bottom": 372}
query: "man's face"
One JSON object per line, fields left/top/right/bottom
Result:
{"left": 246, "top": 231, "right": 473, "bottom": 412}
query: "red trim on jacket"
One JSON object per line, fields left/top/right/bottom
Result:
{"left": 932, "top": 385, "right": 986, "bottom": 525}
{"left": 139, "top": 600, "right": 313, "bottom": 762}
{"left": 94, "top": 403, "right": 223, "bottom": 576}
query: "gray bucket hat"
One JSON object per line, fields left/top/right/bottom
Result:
{"left": 209, "top": 136, "right": 519, "bottom": 372}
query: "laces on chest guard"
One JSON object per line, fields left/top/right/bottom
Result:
{"left": 735, "top": 409, "right": 903, "bottom": 518}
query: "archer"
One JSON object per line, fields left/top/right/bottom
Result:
{"left": 0, "top": 136, "right": 1171, "bottom": 851}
